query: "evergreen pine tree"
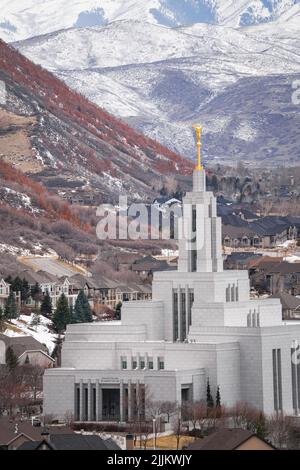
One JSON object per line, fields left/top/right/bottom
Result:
{"left": 73, "top": 290, "right": 92, "bottom": 323}
{"left": 5, "top": 275, "right": 13, "bottom": 285}
{"left": 4, "top": 291, "right": 18, "bottom": 320}
{"left": 31, "top": 282, "right": 43, "bottom": 309}
{"left": 11, "top": 276, "right": 23, "bottom": 294}
{"left": 21, "top": 279, "right": 30, "bottom": 303}
{"left": 115, "top": 301, "right": 122, "bottom": 320}
{"left": 255, "top": 412, "right": 268, "bottom": 441}
{"left": 40, "top": 291, "right": 53, "bottom": 317}
{"left": 53, "top": 294, "right": 70, "bottom": 333}
{"left": 69, "top": 304, "right": 74, "bottom": 324}
{"left": 6, "top": 346, "right": 18, "bottom": 371}
{"left": 206, "top": 379, "right": 214, "bottom": 409}
{"left": 31, "top": 312, "right": 41, "bottom": 331}
{"left": 216, "top": 386, "right": 221, "bottom": 408}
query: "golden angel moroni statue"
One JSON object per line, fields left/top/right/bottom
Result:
{"left": 193, "top": 124, "right": 203, "bottom": 171}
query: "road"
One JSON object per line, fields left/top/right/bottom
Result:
{"left": 21, "top": 257, "right": 83, "bottom": 277}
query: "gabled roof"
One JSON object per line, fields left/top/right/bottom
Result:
{"left": 17, "top": 434, "right": 121, "bottom": 450}
{"left": 70, "top": 274, "right": 100, "bottom": 289}
{"left": 0, "top": 417, "right": 73, "bottom": 446}
{"left": 270, "top": 292, "right": 300, "bottom": 311}
{"left": 0, "top": 334, "right": 48, "bottom": 358}
{"left": 249, "top": 216, "right": 292, "bottom": 236}
{"left": 18, "top": 350, "right": 55, "bottom": 363}
{"left": 186, "top": 428, "right": 274, "bottom": 450}
{"left": 265, "top": 262, "right": 300, "bottom": 275}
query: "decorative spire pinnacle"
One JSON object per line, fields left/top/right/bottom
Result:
{"left": 193, "top": 124, "right": 203, "bottom": 171}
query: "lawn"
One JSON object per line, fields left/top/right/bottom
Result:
{"left": 143, "top": 435, "right": 195, "bottom": 450}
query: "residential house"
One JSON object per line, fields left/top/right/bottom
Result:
{"left": 252, "top": 262, "right": 300, "bottom": 295}
{"left": 224, "top": 252, "right": 262, "bottom": 270}
{"left": 18, "top": 270, "right": 78, "bottom": 310}
{"left": 115, "top": 284, "right": 152, "bottom": 304}
{"left": 70, "top": 274, "right": 152, "bottom": 309}
{"left": 270, "top": 292, "right": 300, "bottom": 319}
{"left": 17, "top": 433, "right": 121, "bottom": 450}
{"left": 0, "top": 335, "right": 54, "bottom": 368}
{"left": 186, "top": 429, "right": 275, "bottom": 451}
{"left": 223, "top": 216, "right": 299, "bottom": 249}
{"left": 132, "top": 255, "right": 176, "bottom": 281}
{"left": 0, "top": 278, "right": 10, "bottom": 309}
{"left": 0, "top": 418, "right": 74, "bottom": 450}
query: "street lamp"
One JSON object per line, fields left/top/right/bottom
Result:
{"left": 292, "top": 340, "right": 299, "bottom": 415}
{"left": 153, "top": 418, "right": 156, "bottom": 450}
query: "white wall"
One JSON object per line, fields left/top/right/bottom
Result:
{"left": 0, "top": 340, "right": 5, "bottom": 364}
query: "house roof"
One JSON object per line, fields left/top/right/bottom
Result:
{"left": 0, "top": 334, "right": 48, "bottom": 358}
{"left": 222, "top": 225, "right": 257, "bottom": 238}
{"left": 249, "top": 216, "right": 292, "bottom": 237}
{"left": 265, "top": 262, "right": 300, "bottom": 275}
{"left": 225, "top": 252, "right": 262, "bottom": 264}
{"left": 186, "top": 429, "right": 269, "bottom": 450}
{"left": 270, "top": 292, "right": 300, "bottom": 311}
{"left": 0, "top": 417, "right": 74, "bottom": 446}
{"left": 18, "top": 434, "right": 121, "bottom": 450}
{"left": 248, "top": 256, "right": 284, "bottom": 269}
{"left": 18, "top": 350, "right": 55, "bottom": 363}
{"left": 222, "top": 215, "right": 297, "bottom": 238}
{"left": 70, "top": 274, "right": 103, "bottom": 290}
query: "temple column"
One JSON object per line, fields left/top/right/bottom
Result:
{"left": 120, "top": 380, "right": 124, "bottom": 422}
{"left": 128, "top": 380, "right": 132, "bottom": 421}
{"left": 177, "top": 287, "right": 182, "bottom": 341}
{"left": 185, "top": 284, "right": 189, "bottom": 338}
{"left": 95, "top": 380, "right": 100, "bottom": 421}
{"left": 98, "top": 385, "right": 103, "bottom": 421}
{"left": 136, "top": 380, "right": 140, "bottom": 417}
{"left": 88, "top": 379, "right": 92, "bottom": 421}
{"left": 79, "top": 379, "right": 84, "bottom": 421}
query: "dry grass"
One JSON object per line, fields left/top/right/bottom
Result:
{"left": 3, "top": 321, "right": 23, "bottom": 334}
{"left": 143, "top": 435, "right": 195, "bottom": 450}
{"left": 0, "top": 109, "right": 42, "bottom": 174}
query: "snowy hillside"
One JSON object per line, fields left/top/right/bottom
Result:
{"left": 4, "top": 314, "right": 56, "bottom": 354}
{"left": 14, "top": 19, "right": 300, "bottom": 163}
{"left": 1, "top": 0, "right": 300, "bottom": 42}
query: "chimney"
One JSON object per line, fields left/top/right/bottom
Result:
{"left": 125, "top": 434, "right": 134, "bottom": 451}
{"left": 41, "top": 429, "right": 51, "bottom": 443}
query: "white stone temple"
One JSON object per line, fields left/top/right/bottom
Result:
{"left": 44, "top": 163, "right": 300, "bottom": 422}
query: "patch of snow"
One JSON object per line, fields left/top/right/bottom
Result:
{"left": 4, "top": 314, "right": 56, "bottom": 354}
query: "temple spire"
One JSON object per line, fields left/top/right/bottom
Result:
{"left": 193, "top": 124, "right": 203, "bottom": 171}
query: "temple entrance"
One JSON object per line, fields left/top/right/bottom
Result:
{"left": 181, "top": 386, "right": 193, "bottom": 404}
{"left": 102, "top": 389, "right": 120, "bottom": 421}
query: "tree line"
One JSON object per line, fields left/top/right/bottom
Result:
{"left": 0, "top": 275, "right": 94, "bottom": 334}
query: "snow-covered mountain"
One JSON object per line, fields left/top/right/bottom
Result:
{"left": 1, "top": 0, "right": 300, "bottom": 42}
{"left": 14, "top": 18, "right": 300, "bottom": 164}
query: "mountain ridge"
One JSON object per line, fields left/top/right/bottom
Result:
{"left": 13, "top": 18, "right": 300, "bottom": 164}
{"left": 0, "top": 38, "right": 192, "bottom": 205}
{"left": 1, "top": 0, "right": 300, "bottom": 42}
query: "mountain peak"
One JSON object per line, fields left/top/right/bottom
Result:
{"left": 1, "top": 1, "right": 300, "bottom": 42}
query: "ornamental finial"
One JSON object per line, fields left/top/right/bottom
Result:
{"left": 193, "top": 124, "right": 203, "bottom": 171}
